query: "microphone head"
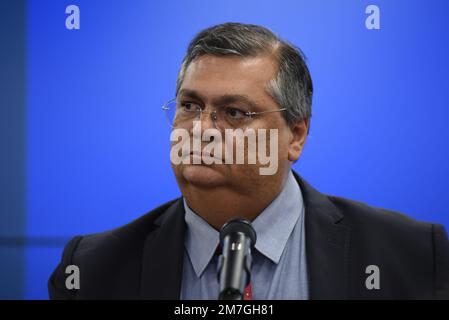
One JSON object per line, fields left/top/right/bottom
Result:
{"left": 219, "top": 218, "right": 257, "bottom": 248}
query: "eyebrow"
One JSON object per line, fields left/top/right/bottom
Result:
{"left": 178, "top": 89, "right": 260, "bottom": 110}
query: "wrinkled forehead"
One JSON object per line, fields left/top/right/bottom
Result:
{"left": 180, "top": 54, "right": 279, "bottom": 107}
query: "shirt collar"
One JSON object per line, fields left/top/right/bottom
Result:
{"left": 183, "top": 199, "right": 220, "bottom": 278}
{"left": 183, "top": 170, "right": 303, "bottom": 277}
{"left": 251, "top": 171, "right": 303, "bottom": 264}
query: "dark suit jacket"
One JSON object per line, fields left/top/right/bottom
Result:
{"left": 48, "top": 172, "right": 449, "bottom": 299}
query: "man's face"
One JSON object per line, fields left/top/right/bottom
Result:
{"left": 171, "top": 54, "right": 305, "bottom": 196}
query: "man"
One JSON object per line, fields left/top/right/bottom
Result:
{"left": 49, "top": 22, "right": 449, "bottom": 299}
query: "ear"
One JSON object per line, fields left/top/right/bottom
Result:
{"left": 288, "top": 118, "right": 309, "bottom": 162}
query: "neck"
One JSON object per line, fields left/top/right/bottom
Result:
{"left": 180, "top": 175, "right": 288, "bottom": 230}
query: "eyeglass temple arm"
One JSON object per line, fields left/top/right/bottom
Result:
{"left": 246, "top": 108, "right": 287, "bottom": 116}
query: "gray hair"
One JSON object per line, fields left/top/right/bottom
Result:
{"left": 175, "top": 22, "right": 313, "bottom": 129}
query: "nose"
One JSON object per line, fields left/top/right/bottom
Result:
{"left": 200, "top": 109, "right": 219, "bottom": 129}
{"left": 188, "top": 109, "right": 219, "bottom": 136}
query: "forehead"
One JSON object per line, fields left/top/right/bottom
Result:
{"left": 180, "top": 54, "right": 278, "bottom": 103}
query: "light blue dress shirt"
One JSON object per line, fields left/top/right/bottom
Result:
{"left": 180, "top": 170, "right": 309, "bottom": 300}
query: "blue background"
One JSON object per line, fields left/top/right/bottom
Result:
{"left": 1, "top": 0, "right": 449, "bottom": 299}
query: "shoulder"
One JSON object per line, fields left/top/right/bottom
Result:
{"left": 328, "top": 194, "right": 436, "bottom": 234}
{"left": 327, "top": 194, "right": 449, "bottom": 298}
{"left": 325, "top": 193, "right": 447, "bottom": 255}
{"left": 75, "top": 198, "right": 180, "bottom": 253}
{"left": 48, "top": 198, "right": 181, "bottom": 299}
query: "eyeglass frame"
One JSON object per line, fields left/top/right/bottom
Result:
{"left": 162, "top": 97, "right": 287, "bottom": 130}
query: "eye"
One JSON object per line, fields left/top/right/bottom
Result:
{"left": 224, "top": 107, "right": 248, "bottom": 119}
{"left": 179, "top": 101, "right": 199, "bottom": 112}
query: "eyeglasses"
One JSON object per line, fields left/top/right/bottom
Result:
{"left": 162, "top": 98, "right": 287, "bottom": 130}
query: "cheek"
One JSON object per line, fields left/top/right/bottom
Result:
{"left": 170, "top": 161, "right": 182, "bottom": 177}
{"left": 278, "top": 140, "right": 290, "bottom": 160}
{"left": 265, "top": 125, "right": 291, "bottom": 161}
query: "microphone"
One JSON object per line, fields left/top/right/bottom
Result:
{"left": 217, "top": 218, "right": 257, "bottom": 300}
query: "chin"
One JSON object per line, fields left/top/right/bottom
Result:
{"left": 181, "top": 164, "right": 228, "bottom": 188}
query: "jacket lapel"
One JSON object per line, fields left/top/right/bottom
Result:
{"left": 140, "top": 199, "right": 186, "bottom": 299}
{"left": 139, "top": 173, "right": 350, "bottom": 300}
{"left": 294, "top": 172, "right": 351, "bottom": 299}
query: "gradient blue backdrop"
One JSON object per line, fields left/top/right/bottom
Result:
{"left": 1, "top": 0, "right": 448, "bottom": 299}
